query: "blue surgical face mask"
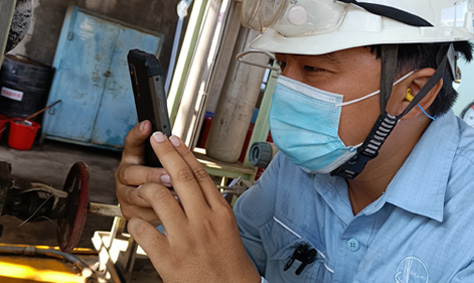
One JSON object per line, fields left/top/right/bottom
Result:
{"left": 269, "top": 72, "right": 413, "bottom": 174}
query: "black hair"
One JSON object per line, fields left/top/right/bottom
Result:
{"left": 371, "top": 42, "right": 473, "bottom": 116}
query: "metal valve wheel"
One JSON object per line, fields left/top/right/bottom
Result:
{"left": 57, "top": 161, "right": 89, "bottom": 253}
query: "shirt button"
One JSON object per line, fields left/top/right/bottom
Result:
{"left": 346, "top": 239, "right": 360, "bottom": 252}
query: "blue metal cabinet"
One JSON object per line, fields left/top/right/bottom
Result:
{"left": 42, "top": 6, "right": 163, "bottom": 150}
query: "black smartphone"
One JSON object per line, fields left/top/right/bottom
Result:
{"left": 127, "top": 49, "right": 172, "bottom": 167}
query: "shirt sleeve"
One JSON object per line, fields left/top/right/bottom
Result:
{"left": 261, "top": 276, "right": 269, "bottom": 283}
{"left": 233, "top": 153, "right": 282, "bottom": 276}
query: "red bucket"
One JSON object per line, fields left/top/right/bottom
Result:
{"left": 0, "top": 115, "right": 8, "bottom": 140}
{"left": 8, "top": 118, "right": 41, "bottom": 150}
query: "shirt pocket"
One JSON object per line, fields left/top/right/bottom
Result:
{"left": 260, "top": 218, "right": 332, "bottom": 282}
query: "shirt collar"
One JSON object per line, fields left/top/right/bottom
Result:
{"left": 367, "top": 110, "right": 460, "bottom": 222}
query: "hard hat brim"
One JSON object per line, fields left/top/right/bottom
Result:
{"left": 250, "top": 11, "right": 474, "bottom": 55}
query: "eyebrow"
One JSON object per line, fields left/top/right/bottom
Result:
{"left": 314, "top": 52, "right": 341, "bottom": 63}
{"left": 275, "top": 52, "right": 341, "bottom": 64}
{"left": 302, "top": 52, "right": 342, "bottom": 66}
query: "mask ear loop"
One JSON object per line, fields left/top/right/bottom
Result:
{"left": 336, "top": 70, "right": 414, "bottom": 107}
{"left": 331, "top": 45, "right": 400, "bottom": 179}
{"left": 331, "top": 44, "right": 451, "bottom": 179}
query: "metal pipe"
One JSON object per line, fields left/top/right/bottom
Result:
{"left": 88, "top": 202, "right": 123, "bottom": 218}
{"left": 171, "top": 0, "right": 224, "bottom": 147}
{"left": 206, "top": 27, "right": 267, "bottom": 163}
{"left": 168, "top": 0, "right": 211, "bottom": 126}
{"left": 165, "top": 0, "right": 195, "bottom": 94}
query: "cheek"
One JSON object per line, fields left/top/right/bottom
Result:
{"left": 338, "top": 97, "right": 381, "bottom": 145}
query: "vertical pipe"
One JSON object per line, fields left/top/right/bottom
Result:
{"left": 167, "top": 0, "right": 210, "bottom": 127}
{"left": 165, "top": 14, "right": 184, "bottom": 95}
{"left": 171, "top": 0, "right": 223, "bottom": 146}
{"left": 205, "top": 1, "right": 243, "bottom": 114}
{"left": 206, "top": 27, "right": 267, "bottom": 163}
{"left": 164, "top": 0, "right": 195, "bottom": 94}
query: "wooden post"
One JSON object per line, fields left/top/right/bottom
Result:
{"left": 0, "top": 0, "right": 17, "bottom": 64}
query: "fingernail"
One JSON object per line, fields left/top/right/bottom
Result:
{"left": 153, "top": 131, "right": 165, "bottom": 142}
{"left": 128, "top": 218, "right": 139, "bottom": 232}
{"left": 170, "top": 135, "right": 180, "bottom": 147}
{"left": 160, "top": 174, "right": 171, "bottom": 184}
{"left": 139, "top": 121, "right": 146, "bottom": 131}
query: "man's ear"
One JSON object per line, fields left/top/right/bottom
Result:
{"left": 398, "top": 68, "right": 443, "bottom": 120}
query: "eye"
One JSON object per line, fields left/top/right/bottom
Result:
{"left": 276, "top": 60, "right": 286, "bottom": 72}
{"left": 304, "top": 65, "right": 326, "bottom": 73}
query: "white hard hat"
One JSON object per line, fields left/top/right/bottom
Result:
{"left": 242, "top": 0, "right": 474, "bottom": 55}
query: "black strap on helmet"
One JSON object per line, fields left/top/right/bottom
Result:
{"left": 331, "top": 44, "right": 453, "bottom": 179}
{"left": 397, "top": 43, "right": 457, "bottom": 119}
{"left": 338, "top": 0, "right": 433, "bottom": 27}
{"left": 378, "top": 45, "right": 399, "bottom": 111}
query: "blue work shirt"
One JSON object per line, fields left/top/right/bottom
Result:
{"left": 234, "top": 110, "right": 474, "bottom": 282}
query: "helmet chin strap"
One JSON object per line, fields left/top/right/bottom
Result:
{"left": 331, "top": 43, "right": 454, "bottom": 179}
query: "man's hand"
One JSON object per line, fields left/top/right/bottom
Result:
{"left": 127, "top": 132, "right": 260, "bottom": 283}
{"left": 115, "top": 121, "right": 172, "bottom": 224}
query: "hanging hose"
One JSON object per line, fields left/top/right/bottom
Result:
{"left": 0, "top": 244, "right": 99, "bottom": 282}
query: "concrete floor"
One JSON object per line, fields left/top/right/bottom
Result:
{"left": 0, "top": 132, "right": 162, "bottom": 282}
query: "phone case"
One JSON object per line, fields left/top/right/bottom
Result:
{"left": 127, "top": 49, "right": 172, "bottom": 167}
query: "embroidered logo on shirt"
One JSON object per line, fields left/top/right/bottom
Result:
{"left": 395, "top": 257, "right": 428, "bottom": 283}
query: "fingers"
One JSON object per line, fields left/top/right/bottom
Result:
{"left": 115, "top": 164, "right": 169, "bottom": 187}
{"left": 150, "top": 132, "right": 208, "bottom": 214}
{"left": 120, "top": 202, "right": 162, "bottom": 224}
{"left": 167, "top": 135, "right": 227, "bottom": 209}
{"left": 128, "top": 181, "right": 261, "bottom": 283}
{"left": 127, "top": 217, "right": 167, "bottom": 257}
{"left": 116, "top": 181, "right": 158, "bottom": 221}
{"left": 122, "top": 121, "right": 152, "bottom": 164}
{"left": 136, "top": 183, "right": 187, "bottom": 235}
{"left": 116, "top": 121, "right": 171, "bottom": 222}
{"left": 126, "top": 133, "right": 262, "bottom": 283}
{"left": 115, "top": 163, "right": 172, "bottom": 216}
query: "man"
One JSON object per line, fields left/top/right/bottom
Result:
{"left": 116, "top": 0, "right": 474, "bottom": 282}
